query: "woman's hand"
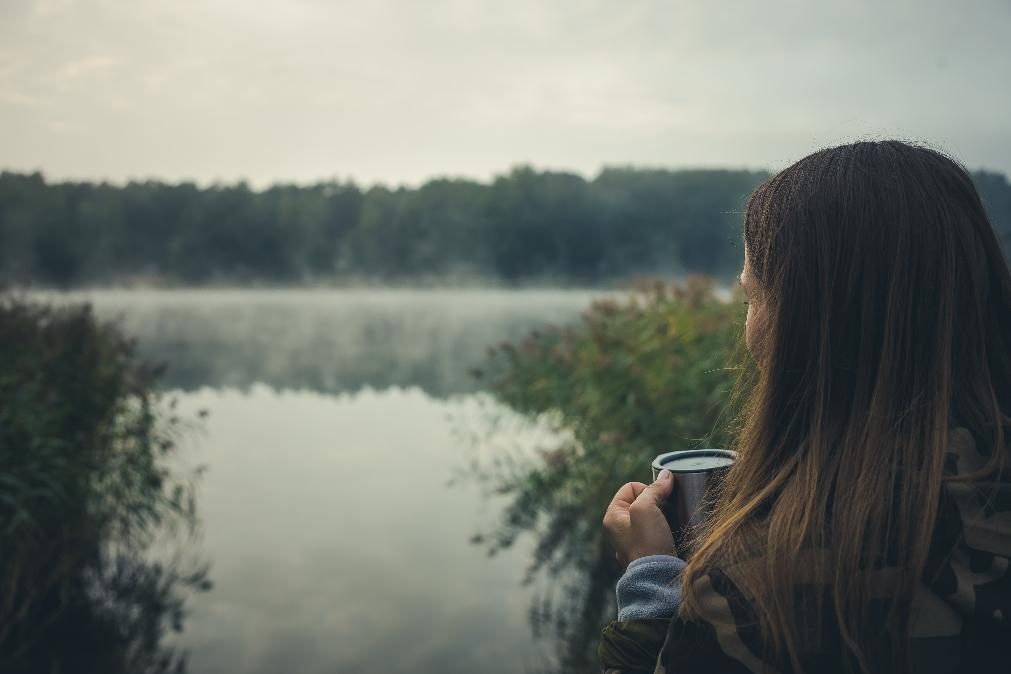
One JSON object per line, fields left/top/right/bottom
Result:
{"left": 603, "top": 469, "right": 677, "bottom": 570}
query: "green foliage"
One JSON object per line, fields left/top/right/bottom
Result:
{"left": 0, "top": 168, "right": 771, "bottom": 286}
{"left": 2, "top": 167, "right": 1009, "bottom": 288}
{"left": 471, "top": 276, "right": 749, "bottom": 673}
{"left": 0, "top": 296, "right": 208, "bottom": 673}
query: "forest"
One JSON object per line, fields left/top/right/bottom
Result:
{"left": 4, "top": 167, "right": 1008, "bottom": 287}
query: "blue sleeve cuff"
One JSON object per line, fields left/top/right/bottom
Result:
{"left": 616, "top": 554, "right": 686, "bottom": 621}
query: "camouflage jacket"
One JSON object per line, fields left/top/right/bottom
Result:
{"left": 598, "top": 426, "right": 1011, "bottom": 673}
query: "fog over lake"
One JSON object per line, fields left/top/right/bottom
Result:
{"left": 35, "top": 288, "right": 609, "bottom": 674}
{"left": 43, "top": 288, "right": 614, "bottom": 396}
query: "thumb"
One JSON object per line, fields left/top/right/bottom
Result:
{"left": 633, "top": 468, "right": 674, "bottom": 509}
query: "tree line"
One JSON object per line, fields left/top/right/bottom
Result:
{"left": 1, "top": 167, "right": 1009, "bottom": 287}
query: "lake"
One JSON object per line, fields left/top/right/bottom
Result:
{"left": 39, "top": 288, "right": 611, "bottom": 674}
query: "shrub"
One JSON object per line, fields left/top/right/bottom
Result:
{"left": 0, "top": 296, "right": 208, "bottom": 674}
{"left": 471, "top": 276, "right": 749, "bottom": 673}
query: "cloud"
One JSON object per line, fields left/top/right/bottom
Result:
{"left": 46, "top": 119, "right": 81, "bottom": 133}
{"left": 0, "top": 90, "right": 37, "bottom": 107}
{"left": 32, "top": 0, "right": 76, "bottom": 19}
{"left": 56, "top": 55, "right": 120, "bottom": 82}
{"left": 0, "top": 0, "right": 1009, "bottom": 186}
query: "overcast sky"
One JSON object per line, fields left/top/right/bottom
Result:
{"left": 2, "top": 0, "right": 1009, "bottom": 188}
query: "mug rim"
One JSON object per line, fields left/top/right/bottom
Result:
{"left": 651, "top": 448, "right": 737, "bottom": 474}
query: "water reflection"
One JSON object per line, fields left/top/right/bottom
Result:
{"left": 170, "top": 385, "right": 557, "bottom": 674}
{"left": 27, "top": 289, "right": 608, "bottom": 672}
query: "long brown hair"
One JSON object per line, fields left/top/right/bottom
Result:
{"left": 679, "top": 140, "right": 1011, "bottom": 673}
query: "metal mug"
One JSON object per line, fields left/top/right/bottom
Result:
{"left": 651, "top": 449, "right": 736, "bottom": 558}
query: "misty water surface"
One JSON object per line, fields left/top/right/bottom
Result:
{"left": 37, "top": 289, "right": 607, "bottom": 674}
{"left": 53, "top": 288, "right": 614, "bottom": 396}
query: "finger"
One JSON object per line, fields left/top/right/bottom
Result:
{"left": 608, "top": 481, "right": 649, "bottom": 509}
{"left": 631, "top": 469, "right": 674, "bottom": 510}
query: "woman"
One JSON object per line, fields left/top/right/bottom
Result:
{"left": 598, "top": 140, "right": 1011, "bottom": 674}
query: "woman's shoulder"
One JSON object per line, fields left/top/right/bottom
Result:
{"left": 654, "top": 562, "right": 977, "bottom": 674}
{"left": 926, "top": 425, "right": 1011, "bottom": 656}
{"left": 933, "top": 425, "right": 1011, "bottom": 600}
{"left": 654, "top": 566, "right": 770, "bottom": 673}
